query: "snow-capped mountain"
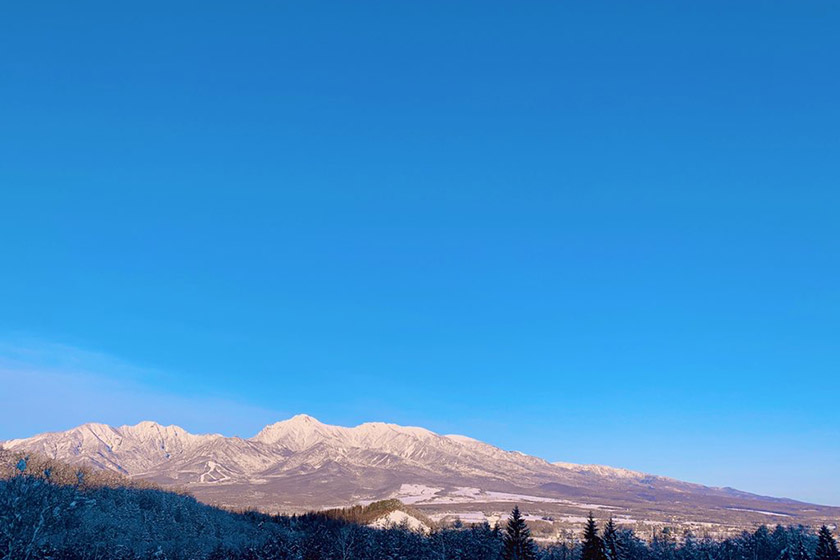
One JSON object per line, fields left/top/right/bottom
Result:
{"left": 4, "top": 415, "right": 838, "bottom": 534}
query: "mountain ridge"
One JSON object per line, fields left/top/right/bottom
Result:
{"left": 4, "top": 415, "right": 838, "bottom": 535}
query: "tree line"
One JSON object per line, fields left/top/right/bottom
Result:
{"left": 1, "top": 452, "right": 838, "bottom": 560}
{"left": 501, "top": 508, "right": 839, "bottom": 560}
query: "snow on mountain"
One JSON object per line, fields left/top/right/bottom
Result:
{"left": 3, "top": 421, "right": 221, "bottom": 474}
{"left": 551, "top": 461, "right": 647, "bottom": 480}
{"left": 253, "top": 414, "right": 347, "bottom": 449}
{"left": 4, "top": 415, "right": 840, "bottom": 532}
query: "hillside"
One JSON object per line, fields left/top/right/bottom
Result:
{"left": 1, "top": 452, "right": 837, "bottom": 560}
{"left": 4, "top": 415, "right": 839, "bottom": 536}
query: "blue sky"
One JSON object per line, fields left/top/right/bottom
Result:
{"left": 1, "top": 2, "right": 838, "bottom": 505}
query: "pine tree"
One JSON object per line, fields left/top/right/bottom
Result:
{"left": 581, "top": 513, "right": 607, "bottom": 560}
{"left": 602, "top": 518, "right": 626, "bottom": 560}
{"left": 816, "top": 526, "right": 840, "bottom": 560}
{"left": 782, "top": 531, "right": 812, "bottom": 560}
{"left": 794, "top": 534, "right": 812, "bottom": 560}
{"left": 652, "top": 527, "right": 677, "bottom": 560}
{"left": 780, "top": 545, "right": 796, "bottom": 560}
{"left": 752, "top": 525, "right": 775, "bottom": 560}
{"left": 502, "top": 506, "right": 536, "bottom": 560}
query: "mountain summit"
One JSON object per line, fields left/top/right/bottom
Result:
{"left": 4, "top": 416, "right": 838, "bottom": 534}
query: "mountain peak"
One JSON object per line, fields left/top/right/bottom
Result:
{"left": 287, "top": 414, "right": 321, "bottom": 424}
{"left": 131, "top": 420, "right": 165, "bottom": 430}
{"left": 262, "top": 414, "right": 325, "bottom": 429}
{"left": 78, "top": 422, "right": 117, "bottom": 432}
{"left": 355, "top": 421, "right": 436, "bottom": 439}
{"left": 251, "top": 414, "right": 338, "bottom": 448}
{"left": 120, "top": 421, "right": 189, "bottom": 437}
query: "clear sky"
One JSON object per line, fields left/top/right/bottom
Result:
{"left": 1, "top": 2, "right": 838, "bottom": 505}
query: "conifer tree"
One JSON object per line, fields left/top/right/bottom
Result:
{"left": 602, "top": 517, "right": 626, "bottom": 560}
{"left": 780, "top": 544, "right": 796, "bottom": 560}
{"left": 502, "top": 506, "right": 536, "bottom": 560}
{"left": 783, "top": 531, "right": 813, "bottom": 560}
{"left": 816, "top": 526, "right": 840, "bottom": 560}
{"left": 795, "top": 534, "right": 812, "bottom": 560}
{"left": 581, "top": 513, "right": 607, "bottom": 560}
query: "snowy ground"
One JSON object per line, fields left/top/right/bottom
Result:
{"left": 726, "top": 508, "right": 792, "bottom": 517}
{"left": 369, "top": 510, "right": 430, "bottom": 533}
{"left": 389, "top": 484, "right": 620, "bottom": 509}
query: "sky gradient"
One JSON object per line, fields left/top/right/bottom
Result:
{"left": 1, "top": 2, "right": 839, "bottom": 505}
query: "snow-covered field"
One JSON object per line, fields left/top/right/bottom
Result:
{"left": 726, "top": 508, "right": 792, "bottom": 517}
{"left": 390, "top": 484, "right": 622, "bottom": 509}
{"left": 390, "top": 484, "right": 445, "bottom": 504}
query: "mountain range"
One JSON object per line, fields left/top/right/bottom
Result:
{"left": 4, "top": 415, "right": 838, "bottom": 536}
